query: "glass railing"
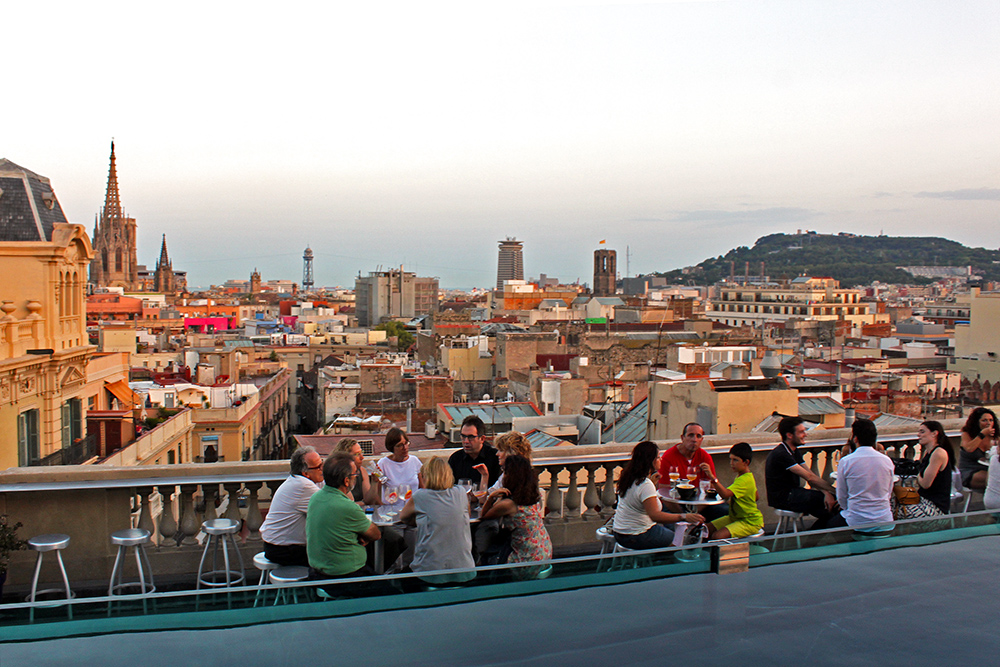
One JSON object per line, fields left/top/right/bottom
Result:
{"left": 3, "top": 509, "right": 996, "bottom": 643}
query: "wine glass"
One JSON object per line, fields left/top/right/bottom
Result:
{"left": 401, "top": 483, "right": 413, "bottom": 501}
{"left": 668, "top": 466, "right": 680, "bottom": 487}
{"left": 386, "top": 485, "right": 399, "bottom": 505}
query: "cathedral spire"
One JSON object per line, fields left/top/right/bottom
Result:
{"left": 157, "top": 233, "right": 170, "bottom": 268}
{"left": 102, "top": 140, "right": 123, "bottom": 222}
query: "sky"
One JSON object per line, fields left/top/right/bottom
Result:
{"left": 6, "top": 1, "right": 999, "bottom": 290}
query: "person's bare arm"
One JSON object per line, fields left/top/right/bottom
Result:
{"left": 358, "top": 521, "right": 381, "bottom": 546}
{"left": 641, "top": 495, "right": 704, "bottom": 525}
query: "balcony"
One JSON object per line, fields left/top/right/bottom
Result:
{"left": 1, "top": 421, "right": 989, "bottom": 657}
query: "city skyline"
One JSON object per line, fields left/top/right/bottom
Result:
{"left": 6, "top": 1, "right": 998, "bottom": 289}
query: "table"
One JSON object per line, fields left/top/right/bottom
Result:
{"left": 658, "top": 488, "right": 726, "bottom": 509}
{"left": 367, "top": 504, "right": 480, "bottom": 574}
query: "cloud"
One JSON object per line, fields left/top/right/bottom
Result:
{"left": 915, "top": 188, "right": 1000, "bottom": 201}
{"left": 667, "top": 207, "right": 819, "bottom": 225}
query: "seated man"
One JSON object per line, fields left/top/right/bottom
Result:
{"left": 702, "top": 442, "right": 764, "bottom": 540}
{"left": 765, "top": 416, "right": 840, "bottom": 530}
{"left": 658, "top": 423, "right": 727, "bottom": 522}
{"left": 307, "top": 453, "right": 381, "bottom": 579}
{"left": 259, "top": 446, "right": 324, "bottom": 567}
{"left": 829, "top": 419, "right": 893, "bottom": 529}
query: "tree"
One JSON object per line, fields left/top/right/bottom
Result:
{"left": 374, "top": 321, "right": 415, "bottom": 351}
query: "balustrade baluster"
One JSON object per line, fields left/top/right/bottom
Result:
{"left": 564, "top": 464, "right": 582, "bottom": 519}
{"left": 136, "top": 486, "right": 156, "bottom": 540}
{"left": 583, "top": 464, "right": 601, "bottom": 518}
{"left": 203, "top": 483, "right": 219, "bottom": 521}
{"left": 600, "top": 463, "right": 618, "bottom": 518}
{"left": 544, "top": 464, "right": 564, "bottom": 522}
{"left": 158, "top": 485, "right": 179, "bottom": 546}
{"left": 178, "top": 485, "right": 199, "bottom": 546}
{"left": 244, "top": 482, "right": 265, "bottom": 542}
{"left": 223, "top": 483, "right": 244, "bottom": 533}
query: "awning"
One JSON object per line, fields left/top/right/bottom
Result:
{"left": 105, "top": 380, "right": 143, "bottom": 409}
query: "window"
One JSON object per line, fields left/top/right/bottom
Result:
{"left": 61, "top": 398, "right": 82, "bottom": 448}
{"left": 167, "top": 450, "right": 176, "bottom": 464}
{"left": 164, "top": 393, "right": 175, "bottom": 408}
{"left": 18, "top": 409, "right": 40, "bottom": 466}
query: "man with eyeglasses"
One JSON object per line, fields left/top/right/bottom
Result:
{"left": 448, "top": 415, "right": 501, "bottom": 489}
{"left": 260, "top": 446, "right": 324, "bottom": 567}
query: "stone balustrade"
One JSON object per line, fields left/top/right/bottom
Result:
{"left": 0, "top": 418, "right": 964, "bottom": 596}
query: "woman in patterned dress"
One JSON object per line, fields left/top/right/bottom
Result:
{"left": 480, "top": 454, "right": 552, "bottom": 577}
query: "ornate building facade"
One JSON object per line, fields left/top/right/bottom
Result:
{"left": 90, "top": 142, "right": 138, "bottom": 290}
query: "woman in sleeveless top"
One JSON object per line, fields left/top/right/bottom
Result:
{"left": 894, "top": 420, "right": 954, "bottom": 519}
{"left": 481, "top": 455, "right": 552, "bottom": 579}
{"left": 959, "top": 408, "right": 997, "bottom": 490}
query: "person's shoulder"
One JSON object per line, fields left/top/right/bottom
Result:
{"left": 664, "top": 444, "right": 681, "bottom": 454}
{"left": 447, "top": 449, "right": 463, "bottom": 464}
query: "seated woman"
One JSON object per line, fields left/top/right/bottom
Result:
{"left": 333, "top": 437, "right": 379, "bottom": 506}
{"left": 477, "top": 430, "right": 533, "bottom": 494}
{"left": 376, "top": 427, "right": 422, "bottom": 506}
{"left": 612, "top": 441, "right": 704, "bottom": 550}
{"left": 398, "top": 457, "right": 475, "bottom": 584}
{"left": 984, "top": 445, "right": 1000, "bottom": 511}
{"left": 959, "top": 408, "right": 997, "bottom": 491}
{"left": 481, "top": 455, "right": 552, "bottom": 578}
{"left": 892, "top": 420, "right": 954, "bottom": 519}
{"left": 472, "top": 430, "right": 532, "bottom": 565}
{"left": 700, "top": 442, "right": 763, "bottom": 540}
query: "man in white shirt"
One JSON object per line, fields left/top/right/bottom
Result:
{"left": 831, "top": 419, "right": 894, "bottom": 529}
{"left": 260, "top": 446, "right": 324, "bottom": 566}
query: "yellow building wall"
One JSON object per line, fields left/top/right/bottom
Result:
{"left": 99, "top": 327, "right": 137, "bottom": 354}
{"left": 716, "top": 389, "right": 799, "bottom": 435}
{"left": 443, "top": 345, "right": 493, "bottom": 383}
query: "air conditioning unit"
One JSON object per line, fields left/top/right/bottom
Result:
{"left": 449, "top": 427, "right": 462, "bottom": 444}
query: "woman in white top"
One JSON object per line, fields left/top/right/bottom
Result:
{"left": 984, "top": 446, "right": 1000, "bottom": 510}
{"left": 612, "top": 441, "right": 704, "bottom": 550}
{"left": 376, "top": 427, "right": 422, "bottom": 505}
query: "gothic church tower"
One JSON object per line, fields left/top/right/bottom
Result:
{"left": 90, "top": 142, "right": 138, "bottom": 289}
{"left": 153, "top": 234, "right": 175, "bottom": 293}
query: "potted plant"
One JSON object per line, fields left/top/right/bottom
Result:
{"left": 0, "top": 514, "right": 27, "bottom": 600}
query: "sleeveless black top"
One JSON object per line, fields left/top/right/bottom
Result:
{"left": 918, "top": 446, "right": 951, "bottom": 513}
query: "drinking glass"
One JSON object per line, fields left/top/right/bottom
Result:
{"left": 401, "top": 484, "right": 413, "bottom": 501}
{"left": 699, "top": 479, "right": 711, "bottom": 496}
{"left": 386, "top": 486, "right": 399, "bottom": 505}
{"left": 686, "top": 472, "right": 698, "bottom": 485}
{"left": 668, "top": 466, "right": 680, "bottom": 486}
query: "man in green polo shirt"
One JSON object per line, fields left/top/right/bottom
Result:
{"left": 307, "top": 453, "right": 381, "bottom": 578}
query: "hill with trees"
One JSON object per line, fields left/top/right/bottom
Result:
{"left": 653, "top": 233, "right": 1000, "bottom": 287}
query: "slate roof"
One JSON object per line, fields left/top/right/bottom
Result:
{"left": 0, "top": 159, "right": 67, "bottom": 241}
{"left": 602, "top": 397, "right": 648, "bottom": 443}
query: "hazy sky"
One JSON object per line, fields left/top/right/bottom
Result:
{"left": 7, "top": 1, "right": 998, "bottom": 289}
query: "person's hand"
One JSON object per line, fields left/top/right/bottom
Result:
{"left": 823, "top": 491, "right": 837, "bottom": 512}
{"left": 489, "top": 488, "right": 509, "bottom": 500}
{"left": 473, "top": 463, "right": 489, "bottom": 479}
{"left": 698, "top": 462, "right": 712, "bottom": 475}
{"left": 357, "top": 535, "right": 371, "bottom": 547}
{"left": 650, "top": 471, "right": 662, "bottom": 485}
{"left": 685, "top": 513, "right": 706, "bottom": 524}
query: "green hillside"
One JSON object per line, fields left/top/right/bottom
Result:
{"left": 654, "top": 233, "right": 1000, "bottom": 287}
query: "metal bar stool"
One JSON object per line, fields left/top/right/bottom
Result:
{"left": 26, "top": 533, "right": 74, "bottom": 621}
{"left": 253, "top": 552, "right": 279, "bottom": 607}
{"left": 196, "top": 519, "right": 245, "bottom": 589}
{"left": 269, "top": 565, "right": 311, "bottom": 605}
{"left": 107, "top": 528, "right": 155, "bottom": 615}
{"left": 773, "top": 509, "right": 804, "bottom": 549}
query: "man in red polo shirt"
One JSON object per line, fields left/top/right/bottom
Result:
{"left": 658, "top": 423, "right": 727, "bottom": 521}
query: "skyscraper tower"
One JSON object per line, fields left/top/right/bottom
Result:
{"left": 90, "top": 141, "right": 138, "bottom": 289}
{"left": 593, "top": 248, "right": 617, "bottom": 296}
{"left": 496, "top": 238, "right": 524, "bottom": 290}
{"left": 302, "top": 246, "right": 314, "bottom": 292}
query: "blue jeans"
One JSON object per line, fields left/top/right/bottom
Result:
{"left": 614, "top": 524, "right": 675, "bottom": 550}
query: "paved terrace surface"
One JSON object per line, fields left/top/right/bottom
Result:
{"left": 4, "top": 535, "right": 996, "bottom": 666}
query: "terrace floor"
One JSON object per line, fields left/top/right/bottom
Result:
{"left": 3, "top": 532, "right": 996, "bottom": 666}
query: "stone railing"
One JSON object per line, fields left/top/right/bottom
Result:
{"left": 0, "top": 419, "right": 963, "bottom": 597}
{"left": 99, "top": 409, "right": 194, "bottom": 466}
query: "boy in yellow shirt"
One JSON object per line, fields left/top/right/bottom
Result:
{"left": 700, "top": 442, "right": 764, "bottom": 540}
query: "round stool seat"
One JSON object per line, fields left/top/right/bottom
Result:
{"left": 270, "top": 566, "right": 310, "bottom": 584}
{"left": 775, "top": 510, "right": 802, "bottom": 517}
{"left": 202, "top": 518, "right": 240, "bottom": 535}
{"left": 254, "top": 552, "right": 279, "bottom": 572}
{"left": 28, "top": 533, "right": 71, "bottom": 552}
{"left": 110, "top": 528, "right": 151, "bottom": 547}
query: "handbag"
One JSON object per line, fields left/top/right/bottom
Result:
{"left": 892, "top": 485, "right": 920, "bottom": 505}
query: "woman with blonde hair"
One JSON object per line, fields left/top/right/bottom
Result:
{"left": 399, "top": 457, "right": 475, "bottom": 583}
{"left": 477, "top": 430, "right": 532, "bottom": 493}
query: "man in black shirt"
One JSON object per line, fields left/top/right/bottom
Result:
{"left": 448, "top": 415, "right": 501, "bottom": 487}
{"left": 765, "top": 416, "right": 839, "bottom": 529}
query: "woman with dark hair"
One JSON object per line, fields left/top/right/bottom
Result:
{"left": 894, "top": 420, "right": 955, "bottom": 519}
{"left": 376, "top": 427, "right": 421, "bottom": 505}
{"left": 481, "top": 455, "right": 551, "bottom": 572}
{"left": 612, "top": 441, "right": 704, "bottom": 550}
{"left": 959, "top": 408, "right": 997, "bottom": 490}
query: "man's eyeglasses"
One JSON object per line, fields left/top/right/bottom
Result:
{"left": 460, "top": 434, "right": 480, "bottom": 441}
{"left": 308, "top": 464, "right": 323, "bottom": 470}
